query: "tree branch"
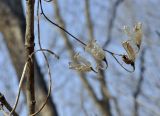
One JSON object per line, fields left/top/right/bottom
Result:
{"left": 25, "top": 0, "right": 35, "bottom": 114}
{"left": 0, "top": 92, "right": 18, "bottom": 116}
{"left": 103, "top": 0, "right": 124, "bottom": 47}
{"left": 133, "top": 48, "right": 146, "bottom": 116}
{"left": 84, "top": 0, "right": 94, "bottom": 40}
{"left": 52, "top": 0, "right": 110, "bottom": 115}
{"left": 84, "top": 0, "right": 112, "bottom": 115}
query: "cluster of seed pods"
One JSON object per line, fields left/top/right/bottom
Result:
{"left": 69, "top": 22, "right": 143, "bottom": 73}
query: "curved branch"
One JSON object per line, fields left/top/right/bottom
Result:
{"left": 9, "top": 49, "right": 58, "bottom": 116}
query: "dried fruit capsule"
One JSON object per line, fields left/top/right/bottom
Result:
{"left": 74, "top": 53, "right": 91, "bottom": 66}
{"left": 85, "top": 40, "right": 105, "bottom": 61}
{"left": 133, "top": 22, "right": 142, "bottom": 49}
{"left": 122, "top": 41, "right": 136, "bottom": 62}
{"left": 69, "top": 62, "right": 92, "bottom": 72}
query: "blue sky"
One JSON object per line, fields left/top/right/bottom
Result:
{"left": 0, "top": 0, "right": 160, "bottom": 116}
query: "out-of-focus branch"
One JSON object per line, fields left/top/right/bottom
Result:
{"left": 133, "top": 48, "right": 146, "bottom": 116}
{"left": 0, "top": 92, "right": 18, "bottom": 116}
{"left": 103, "top": 0, "right": 124, "bottom": 47}
{"left": 79, "top": 90, "right": 88, "bottom": 116}
{"left": 84, "top": 0, "right": 94, "bottom": 40}
{"left": 25, "top": 0, "right": 35, "bottom": 114}
{"left": 53, "top": 0, "right": 110, "bottom": 115}
{"left": 112, "top": 97, "right": 122, "bottom": 116}
{"left": 84, "top": 0, "right": 112, "bottom": 115}
{"left": 156, "top": 31, "right": 160, "bottom": 39}
{"left": 102, "top": 1, "right": 124, "bottom": 114}
{"left": 98, "top": 70, "right": 112, "bottom": 116}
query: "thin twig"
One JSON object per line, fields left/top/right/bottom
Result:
{"left": 103, "top": 49, "right": 135, "bottom": 72}
{"left": 52, "top": 0, "right": 109, "bottom": 115}
{"left": 84, "top": 0, "right": 111, "bottom": 115}
{"left": 0, "top": 93, "right": 18, "bottom": 116}
{"left": 84, "top": 0, "right": 94, "bottom": 41}
{"left": 103, "top": 0, "right": 124, "bottom": 47}
{"left": 40, "top": 0, "right": 134, "bottom": 73}
{"left": 9, "top": 49, "right": 58, "bottom": 116}
{"left": 43, "top": 0, "right": 52, "bottom": 2}
{"left": 111, "top": 53, "right": 135, "bottom": 73}
{"left": 10, "top": 62, "right": 28, "bottom": 116}
{"left": 30, "top": 1, "right": 58, "bottom": 115}
{"left": 39, "top": 0, "right": 86, "bottom": 46}
{"left": 133, "top": 48, "right": 145, "bottom": 116}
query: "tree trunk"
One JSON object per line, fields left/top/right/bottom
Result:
{"left": 0, "top": 0, "right": 58, "bottom": 116}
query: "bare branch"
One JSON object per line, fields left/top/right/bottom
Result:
{"left": 25, "top": 0, "right": 36, "bottom": 114}
{"left": 29, "top": 2, "right": 59, "bottom": 115}
{"left": 103, "top": 0, "right": 124, "bottom": 47}
{"left": 133, "top": 48, "right": 146, "bottom": 116}
{"left": 9, "top": 49, "right": 58, "bottom": 116}
{"left": 39, "top": 0, "right": 86, "bottom": 46}
{"left": 52, "top": 0, "right": 110, "bottom": 115}
{"left": 84, "top": 0, "right": 94, "bottom": 40}
{"left": 0, "top": 93, "right": 18, "bottom": 116}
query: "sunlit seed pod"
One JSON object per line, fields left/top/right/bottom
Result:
{"left": 85, "top": 40, "right": 105, "bottom": 61}
{"left": 133, "top": 22, "right": 142, "bottom": 49}
{"left": 122, "top": 26, "right": 131, "bottom": 36}
{"left": 126, "top": 39, "right": 139, "bottom": 54}
{"left": 74, "top": 53, "right": 91, "bottom": 66}
{"left": 85, "top": 40, "right": 94, "bottom": 54}
{"left": 122, "top": 41, "right": 136, "bottom": 62}
{"left": 69, "top": 62, "right": 92, "bottom": 72}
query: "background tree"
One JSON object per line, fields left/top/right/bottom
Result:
{"left": 0, "top": 0, "right": 58, "bottom": 115}
{"left": 0, "top": 0, "right": 160, "bottom": 116}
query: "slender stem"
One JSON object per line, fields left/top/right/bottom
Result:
{"left": 39, "top": 0, "right": 86, "bottom": 46}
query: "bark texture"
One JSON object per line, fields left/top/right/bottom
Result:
{"left": 0, "top": 0, "right": 58, "bottom": 116}
{"left": 25, "top": 0, "right": 35, "bottom": 114}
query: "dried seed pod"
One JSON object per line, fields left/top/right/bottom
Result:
{"left": 122, "top": 26, "right": 131, "bottom": 36}
{"left": 120, "top": 22, "right": 142, "bottom": 70}
{"left": 122, "top": 41, "right": 136, "bottom": 62}
{"left": 122, "top": 55, "right": 135, "bottom": 68}
{"left": 126, "top": 39, "right": 139, "bottom": 54}
{"left": 122, "top": 55, "right": 134, "bottom": 64}
{"left": 85, "top": 40, "right": 105, "bottom": 61}
{"left": 122, "top": 22, "right": 142, "bottom": 51}
{"left": 74, "top": 53, "right": 91, "bottom": 66}
{"left": 133, "top": 22, "right": 142, "bottom": 49}
{"left": 69, "top": 62, "right": 92, "bottom": 72}
{"left": 69, "top": 53, "right": 95, "bottom": 72}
